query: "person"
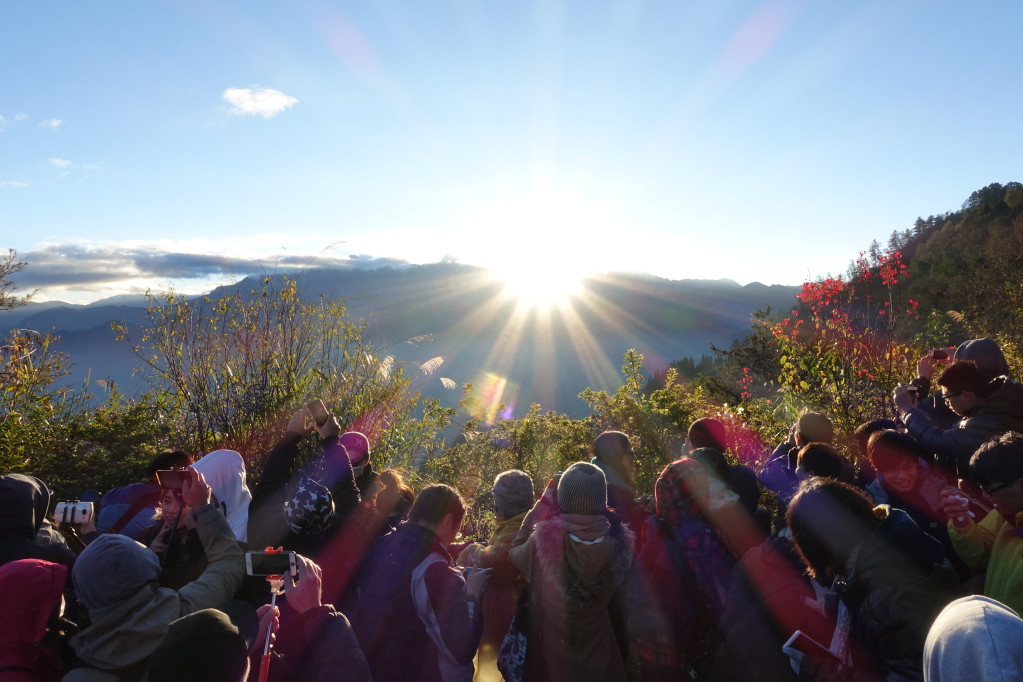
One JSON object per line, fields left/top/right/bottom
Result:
{"left": 370, "top": 468, "right": 415, "bottom": 535}
{"left": 923, "top": 595, "right": 1023, "bottom": 682}
{"left": 64, "top": 468, "right": 245, "bottom": 681}
{"left": 895, "top": 360, "right": 1023, "bottom": 481}
{"left": 794, "top": 442, "right": 850, "bottom": 482}
{"left": 0, "top": 474, "right": 77, "bottom": 572}
{"left": 866, "top": 430, "right": 968, "bottom": 578}
{"left": 191, "top": 449, "right": 252, "bottom": 544}
{"left": 508, "top": 462, "right": 635, "bottom": 682}
{"left": 759, "top": 412, "right": 835, "bottom": 513}
{"left": 908, "top": 339, "right": 1010, "bottom": 431}
{"left": 456, "top": 469, "right": 535, "bottom": 682}
{"left": 267, "top": 554, "right": 372, "bottom": 682}
{"left": 0, "top": 558, "right": 72, "bottom": 682}
{"left": 630, "top": 458, "right": 732, "bottom": 681}
{"left": 942, "top": 431, "right": 1023, "bottom": 614}
{"left": 714, "top": 451, "right": 846, "bottom": 682}
{"left": 351, "top": 484, "right": 490, "bottom": 682}
{"left": 339, "top": 431, "right": 379, "bottom": 500}
{"left": 589, "top": 431, "right": 650, "bottom": 541}
{"left": 786, "top": 478, "right": 961, "bottom": 681}
{"left": 687, "top": 418, "right": 760, "bottom": 515}
{"left": 852, "top": 419, "right": 900, "bottom": 501}
{"left": 247, "top": 403, "right": 362, "bottom": 563}
{"left": 94, "top": 449, "right": 192, "bottom": 538}
{"left": 145, "top": 608, "right": 251, "bottom": 682}
{"left": 133, "top": 487, "right": 207, "bottom": 590}
{"left": 687, "top": 447, "right": 764, "bottom": 559}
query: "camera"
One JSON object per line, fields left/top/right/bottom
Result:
{"left": 907, "top": 386, "right": 920, "bottom": 398}
{"left": 54, "top": 501, "right": 94, "bottom": 525}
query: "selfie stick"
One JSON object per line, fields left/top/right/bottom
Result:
{"left": 258, "top": 547, "right": 287, "bottom": 682}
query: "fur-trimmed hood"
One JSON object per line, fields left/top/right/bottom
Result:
{"left": 530, "top": 513, "right": 635, "bottom": 603}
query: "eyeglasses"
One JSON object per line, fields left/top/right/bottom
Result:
{"left": 940, "top": 391, "right": 964, "bottom": 403}
{"left": 983, "top": 481, "right": 1012, "bottom": 496}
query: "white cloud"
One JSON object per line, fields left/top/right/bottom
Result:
{"left": 49, "top": 158, "right": 72, "bottom": 168}
{"left": 222, "top": 86, "right": 297, "bottom": 118}
{"left": 39, "top": 119, "right": 63, "bottom": 128}
{"left": 0, "top": 181, "right": 30, "bottom": 188}
{"left": 14, "top": 114, "right": 27, "bottom": 121}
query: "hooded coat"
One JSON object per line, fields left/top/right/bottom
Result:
{"left": 0, "top": 559, "right": 68, "bottom": 682}
{"left": 923, "top": 595, "right": 1023, "bottom": 681}
{"left": 0, "top": 475, "right": 77, "bottom": 572}
{"left": 835, "top": 506, "right": 962, "bottom": 681}
{"left": 191, "top": 449, "right": 252, "bottom": 544}
{"left": 509, "top": 513, "right": 635, "bottom": 682}
{"left": 63, "top": 501, "right": 244, "bottom": 681}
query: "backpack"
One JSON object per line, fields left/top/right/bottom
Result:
{"left": 630, "top": 519, "right": 719, "bottom": 681}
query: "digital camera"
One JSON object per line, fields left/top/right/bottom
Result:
{"left": 54, "top": 501, "right": 94, "bottom": 524}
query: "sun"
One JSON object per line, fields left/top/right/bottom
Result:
{"left": 495, "top": 262, "right": 583, "bottom": 309}
{"left": 459, "top": 186, "right": 616, "bottom": 309}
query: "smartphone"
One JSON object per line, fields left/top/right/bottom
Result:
{"left": 782, "top": 630, "right": 841, "bottom": 666}
{"left": 931, "top": 349, "right": 949, "bottom": 360}
{"left": 245, "top": 551, "right": 297, "bottom": 577}
{"left": 307, "top": 400, "right": 328, "bottom": 427}
{"left": 156, "top": 469, "right": 190, "bottom": 489}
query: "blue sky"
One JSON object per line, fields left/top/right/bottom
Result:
{"left": 3, "top": 0, "right": 1021, "bottom": 302}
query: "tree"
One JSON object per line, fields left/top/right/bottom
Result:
{"left": 114, "top": 275, "right": 451, "bottom": 469}
{"left": 0, "top": 249, "right": 32, "bottom": 311}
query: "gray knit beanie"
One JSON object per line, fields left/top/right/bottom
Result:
{"left": 557, "top": 462, "right": 608, "bottom": 515}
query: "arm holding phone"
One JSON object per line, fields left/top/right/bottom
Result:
{"left": 177, "top": 468, "right": 246, "bottom": 617}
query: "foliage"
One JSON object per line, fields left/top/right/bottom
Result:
{"left": 426, "top": 399, "right": 592, "bottom": 540}
{"left": 114, "top": 276, "right": 451, "bottom": 472}
{"left": 0, "top": 249, "right": 33, "bottom": 311}
{"left": 0, "top": 327, "right": 175, "bottom": 498}
{"left": 752, "top": 249, "right": 919, "bottom": 433}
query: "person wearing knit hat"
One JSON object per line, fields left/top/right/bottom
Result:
{"left": 633, "top": 458, "right": 733, "bottom": 681}
{"left": 557, "top": 462, "right": 608, "bottom": 515}
{"left": 457, "top": 470, "right": 536, "bottom": 682}
{"left": 508, "top": 462, "right": 636, "bottom": 682}
{"left": 65, "top": 468, "right": 244, "bottom": 680}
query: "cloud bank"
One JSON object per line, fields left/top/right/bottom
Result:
{"left": 16, "top": 243, "right": 409, "bottom": 294}
{"left": 223, "top": 86, "right": 298, "bottom": 118}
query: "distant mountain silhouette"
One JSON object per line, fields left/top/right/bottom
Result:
{"left": 0, "top": 264, "right": 799, "bottom": 418}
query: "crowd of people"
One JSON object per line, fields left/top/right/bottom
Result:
{"left": 3, "top": 338, "right": 1023, "bottom": 681}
